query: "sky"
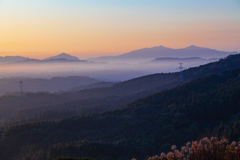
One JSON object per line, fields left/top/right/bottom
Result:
{"left": 0, "top": 0, "right": 240, "bottom": 59}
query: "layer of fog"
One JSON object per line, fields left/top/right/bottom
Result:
{"left": 0, "top": 59, "right": 218, "bottom": 82}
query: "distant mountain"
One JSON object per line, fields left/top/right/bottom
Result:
{"left": 0, "top": 53, "right": 84, "bottom": 65}
{"left": 15, "top": 58, "right": 87, "bottom": 64}
{"left": 147, "top": 57, "right": 220, "bottom": 64}
{"left": 15, "top": 58, "right": 41, "bottom": 63}
{"left": 88, "top": 45, "right": 237, "bottom": 63}
{"left": 153, "top": 57, "right": 205, "bottom": 61}
{"left": 0, "top": 56, "right": 29, "bottom": 63}
{"left": 0, "top": 76, "right": 100, "bottom": 96}
{"left": 44, "top": 53, "right": 80, "bottom": 61}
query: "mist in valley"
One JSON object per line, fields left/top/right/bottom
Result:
{"left": 0, "top": 57, "right": 218, "bottom": 80}
{"left": 0, "top": 57, "right": 219, "bottom": 96}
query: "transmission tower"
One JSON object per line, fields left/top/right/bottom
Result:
{"left": 177, "top": 63, "right": 184, "bottom": 82}
{"left": 19, "top": 81, "right": 23, "bottom": 95}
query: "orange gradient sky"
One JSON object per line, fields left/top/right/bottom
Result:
{"left": 0, "top": 0, "right": 240, "bottom": 59}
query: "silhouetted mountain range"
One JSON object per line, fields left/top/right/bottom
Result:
{"left": 0, "top": 53, "right": 85, "bottom": 64}
{"left": 150, "top": 57, "right": 218, "bottom": 62}
{"left": 0, "top": 76, "right": 100, "bottom": 96}
{"left": 88, "top": 45, "right": 237, "bottom": 63}
{"left": 14, "top": 53, "right": 87, "bottom": 64}
{"left": 0, "top": 56, "right": 29, "bottom": 64}
{"left": 15, "top": 58, "right": 87, "bottom": 64}
{"left": 0, "top": 47, "right": 236, "bottom": 65}
{"left": 44, "top": 53, "right": 80, "bottom": 61}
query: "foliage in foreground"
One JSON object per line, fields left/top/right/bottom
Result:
{"left": 146, "top": 137, "right": 240, "bottom": 160}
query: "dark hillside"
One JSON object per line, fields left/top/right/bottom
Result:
{"left": 1, "top": 68, "right": 240, "bottom": 160}
{"left": 68, "top": 82, "right": 116, "bottom": 91}
{"left": 0, "top": 76, "right": 99, "bottom": 96}
{"left": 1, "top": 54, "right": 240, "bottom": 123}
{"left": 22, "top": 54, "right": 240, "bottom": 99}
{"left": 0, "top": 93, "right": 69, "bottom": 119}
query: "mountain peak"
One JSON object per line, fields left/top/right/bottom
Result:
{"left": 156, "top": 45, "right": 169, "bottom": 48}
{"left": 44, "top": 53, "right": 80, "bottom": 61}
{"left": 59, "top": 53, "right": 68, "bottom": 55}
{"left": 186, "top": 45, "right": 200, "bottom": 49}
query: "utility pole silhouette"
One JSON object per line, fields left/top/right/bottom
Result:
{"left": 177, "top": 63, "right": 184, "bottom": 82}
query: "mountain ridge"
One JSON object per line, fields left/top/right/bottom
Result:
{"left": 0, "top": 56, "right": 29, "bottom": 63}
{"left": 88, "top": 45, "right": 237, "bottom": 63}
{"left": 14, "top": 58, "right": 87, "bottom": 64}
{"left": 0, "top": 76, "right": 100, "bottom": 96}
{"left": 44, "top": 53, "right": 80, "bottom": 61}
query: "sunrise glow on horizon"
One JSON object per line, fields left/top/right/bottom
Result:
{"left": 0, "top": 0, "right": 240, "bottom": 59}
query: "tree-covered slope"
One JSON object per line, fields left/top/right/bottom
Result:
{"left": 1, "top": 68, "right": 240, "bottom": 160}
{"left": 2, "top": 54, "right": 240, "bottom": 122}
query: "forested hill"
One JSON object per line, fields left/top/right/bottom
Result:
{"left": 1, "top": 54, "right": 240, "bottom": 124}
{"left": 1, "top": 68, "right": 240, "bottom": 160}
{"left": 25, "top": 54, "right": 240, "bottom": 98}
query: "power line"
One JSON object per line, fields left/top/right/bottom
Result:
{"left": 177, "top": 63, "right": 184, "bottom": 82}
